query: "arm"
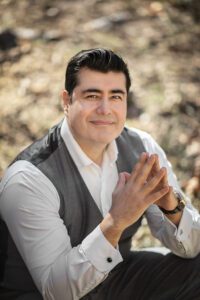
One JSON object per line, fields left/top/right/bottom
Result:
{"left": 146, "top": 202, "right": 200, "bottom": 258}
{"left": 0, "top": 161, "right": 122, "bottom": 300}
{"left": 142, "top": 133, "right": 200, "bottom": 258}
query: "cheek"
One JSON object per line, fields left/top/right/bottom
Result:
{"left": 68, "top": 103, "right": 84, "bottom": 120}
{"left": 116, "top": 105, "right": 127, "bottom": 122}
{"left": 69, "top": 110, "right": 90, "bottom": 131}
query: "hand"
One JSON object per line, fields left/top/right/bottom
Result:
{"left": 150, "top": 155, "right": 183, "bottom": 226}
{"left": 101, "top": 153, "right": 169, "bottom": 242}
{"left": 150, "top": 155, "right": 178, "bottom": 211}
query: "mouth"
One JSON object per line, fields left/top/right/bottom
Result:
{"left": 90, "top": 120, "right": 114, "bottom": 126}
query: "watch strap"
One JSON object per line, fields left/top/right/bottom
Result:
{"left": 158, "top": 191, "right": 186, "bottom": 215}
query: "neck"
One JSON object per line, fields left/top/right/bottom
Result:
{"left": 78, "top": 142, "right": 107, "bottom": 166}
{"left": 66, "top": 119, "right": 108, "bottom": 166}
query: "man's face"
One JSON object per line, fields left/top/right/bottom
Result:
{"left": 63, "top": 68, "right": 127, "bottom": 152}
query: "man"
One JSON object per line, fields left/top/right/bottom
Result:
{"left": 0, "top": 48, "right": 200, "bottom": 300}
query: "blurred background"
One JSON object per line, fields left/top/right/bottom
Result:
{"left": 0, "top": 0, "right": 199, "bottom": 248}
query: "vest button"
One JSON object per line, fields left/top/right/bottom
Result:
{"left": 107, "top": 257, "right": 112, "bottom": 263}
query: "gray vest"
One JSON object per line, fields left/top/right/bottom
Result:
{"left": 0, "top": 121, "right": 145, "bottom": 294}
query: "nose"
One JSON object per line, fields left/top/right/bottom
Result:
{"left": 96, "top": 98, "right": 111, "bottom": 115}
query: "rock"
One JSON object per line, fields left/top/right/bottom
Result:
{"left": 43, "top": 30, "right": 64, "bottom": 41}
{"left": 109, "top": 11, "right": 132, "bottom": 25}
{"left": 186, "top": 141, "right": 199, "bottom": 157}
{"left": 185, "top": 176, "right": 200, "bottom": 196}
{"left": 7, "top": 47, "right": 21, "bottom": 61}
{"left": 0, "top": 29, "right": 18, "bottom": 51}
{"left": 84, "top": 11, "right": 132, "bottom": 31}
{"left": 149, "top": 2, "right": 164, "bottom": 16}
{"left": 19, "top": 42, "right": 32, "bottom": 54}
{"left": 18, "top": 78, "right": 31, "bottom": 97}
{"left": 29, "top": 77, "right": 50, "bottom": 94}
{"left": 84, "top": 16, "right": 112, "bottom": 31}
{"left": 45, "top": 7, "right": 60, "bottom": 18}
{"left": 14, "top": 28, "right": 41, "bottom": 40}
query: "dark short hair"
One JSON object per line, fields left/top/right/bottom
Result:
{"left": 65, "top": 48, "right": 131, "bottom": 95}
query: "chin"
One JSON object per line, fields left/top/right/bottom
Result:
{"left": 94, "top": 133, "right": 117, "bottom": 144}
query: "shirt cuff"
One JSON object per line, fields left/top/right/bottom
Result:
{"left": 80, "top": 225, "right": 123, "bottom": 273}
{"left": 163, "top": 214, "right": 177, "bottom": 236}
{"left": 176, "top": 207, "right": 194, "bottom": 242}
{"left": 163, "top": 206, "right": 194, "bottom": 242}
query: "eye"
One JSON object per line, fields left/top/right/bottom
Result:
{"left": 86, "top": 94, "right": 99, "bottom": 100}
{"left": 111, "top": 95, "right": 123, "bottom": 100}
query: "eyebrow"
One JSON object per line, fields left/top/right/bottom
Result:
{"left": 82, "top": 88, "right": 126, "bottom": 94}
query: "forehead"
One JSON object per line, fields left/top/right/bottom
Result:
{"left": 75, "top": 68, "right": 127, "bottom": 91}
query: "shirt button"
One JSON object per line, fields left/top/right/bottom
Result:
{"left": 107, "top": 257, "right": 112, "bottom": 263}
{"left": 177, "top": 242, "right": 183, "bottom": 249}
{"left": 179, "top": 229, "right": 183, "bottom": 235}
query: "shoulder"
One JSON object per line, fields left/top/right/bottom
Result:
{"left": 1, "top": 160, "right": 46, "bottom": 188}
{"left": 123, "top": 126, "right": 155, "bottom": 145}
{"left": 0, "top": 161, "right": 60, "bottom": 209}
{"left": 124, "top": 126, "right": 152, "bottom": 140}
{"left": 10, "top": 120, "right": 63, "bottom": 167}
{"left": 123, "top": 126, "right": 166, "bottom": 155}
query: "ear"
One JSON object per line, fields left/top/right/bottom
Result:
{"left": 61, "top": 90, "right": 70, "bottom": 115}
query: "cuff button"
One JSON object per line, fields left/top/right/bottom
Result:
{"left": 107, "top": 257, "right": 112, "bottom": 263}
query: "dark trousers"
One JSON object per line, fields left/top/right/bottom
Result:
{"left": 0, "top": 289, "right": 42, "bottom": 300}
{"left": 83, "top": 251, "right": 200, "bottom": 300}
{"left": 1, "top": 251, "right": 200, "bottom": 299}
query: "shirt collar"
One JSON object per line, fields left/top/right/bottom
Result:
{"left": 60, "top": 118, "right": 118, "bottom": 170}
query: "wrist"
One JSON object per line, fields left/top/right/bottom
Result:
{"left": 159, "top": 190, "right": 186, "bottom": 215}
{"left": 100, "top": 213, "right": 124, "bottom": 247}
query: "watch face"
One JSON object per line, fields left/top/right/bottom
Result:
{"left": 158, "top": 192, "right": 186, "bottom": 215}
{"left": 178, "top": 200, "right": 185, "bottom": 210}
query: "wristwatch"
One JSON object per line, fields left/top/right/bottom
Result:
{"left": 159, "top": 191, "right": 186, "bottom": 215}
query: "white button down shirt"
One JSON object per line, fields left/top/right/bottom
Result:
{"left": 0, "top": 118, "right": 200, "bottom": 300}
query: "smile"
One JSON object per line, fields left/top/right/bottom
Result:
{"left": 90, "top": 120, "right": 114, "bottom": 125}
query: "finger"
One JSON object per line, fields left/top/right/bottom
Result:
{"left": 123, "top": 172, "right": 131, "bottom": 183}
{"left": 148, "top": 154, "right": 160, "bottom": 180}
{"left": 134, "top": 154, "right": 157, "bottom": 186}
{"left": 118, "top": 172, "right": 126, "bottom": 187}
{"left": 130, "top": 152, "right": 148, "bottom": 181}
{"left": 168, "top": 185, "right": 173, "bottom": 195}
{"left": 144, "top": 167, "right": 167, "bottom": 194}
{"left": 146, "top": 186, "right": 170, "bottom": 205}
{"left": 154, "top": 154, "right": 160, "bottom": 172}
{"left": 159, "top": 169, "right": 169, "bottom": 188}
{"left": 113, "top": 173, "right": 127, "bottom": 195}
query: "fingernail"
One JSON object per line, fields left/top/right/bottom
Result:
{"left": 163, "top": 185, "right": 169, "bottom": 190}
{"left": 149, "top": 154, "right": 155, "bottom": 161}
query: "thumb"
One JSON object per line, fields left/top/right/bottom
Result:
{"left": 123, "top": 171, "right": 131, "bottom": 182}
{"left": 114, "top": 172, "right": 127, "bottom": 194}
